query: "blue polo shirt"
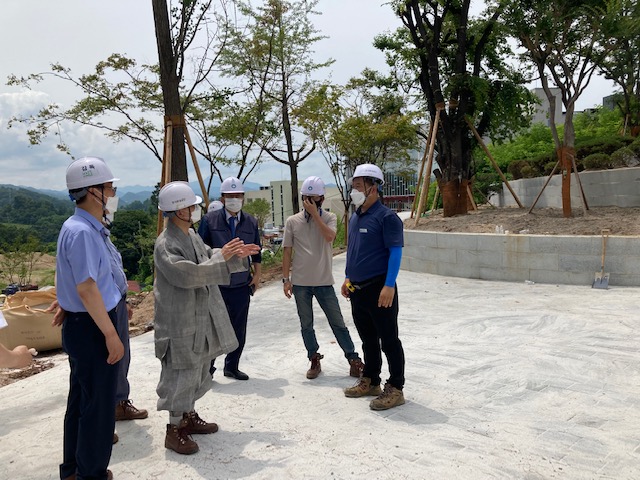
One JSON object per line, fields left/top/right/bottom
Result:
{"left": 345, "top": 200, "right": 404, "bottom": 283}
{"left": 198, "top": 208, "right": 262, "bottom": 288}
{"left": 56, "top": 208, "right": 123, "bottom": 312}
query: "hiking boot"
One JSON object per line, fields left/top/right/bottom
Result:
{"left": 165, "top": 424, "right": 199, "bottom": 455}
{"left": 344, "top": 377, "right": 382, "bottom": 398}
{"left": 181, "top": 411, "right": 219, "bottom": 435}
{"left": 115, "top": 399, "right": 149, "bottom": 421}
{"left": 348, "top": 358, "right": 364, "bottom": 378}
{"left": 369, "top": 383, "right": 405, "bottom": 411}
{"left": 306, "top": 353, "right": 324, "bottom": 379}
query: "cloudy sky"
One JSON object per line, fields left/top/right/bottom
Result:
{"left": 0, "top": 0, "right": 615, "bottom": 191}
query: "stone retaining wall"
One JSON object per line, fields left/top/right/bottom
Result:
{"left": 402, "top": 230, "right": 640, "bottom": 286}
{"left": 491, "top": 166, "right": 640, "bottom": 208}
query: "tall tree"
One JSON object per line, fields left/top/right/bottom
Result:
{"left": 298, "top": 74, "right": 420, "bottom": 219}
{"left": 505, "top": 0, "right": 617, "bottom": 217}
{"left": 221, "top": 0, "right": 333, "bottom": 213}
{"left": 597, "top": 0, "right": 640, "bottom": 135}
{"left": 387, "top": 0, "right": 534, "bottom": 216}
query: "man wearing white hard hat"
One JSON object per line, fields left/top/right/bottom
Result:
{"left": 198, "top": 177, "right": 262, "bottom": 381}
{"left": 341, "top": 163, "right": 406, "bottom": 411}
{"left": 207, "top": 200, "right": 224, "bottom": 213}
{"left": 154, "top": 181, "right": 259, "bottom": 454}
{"left": 282, "top": 176, "right": 363, "bottom": 380}
{"left": 56, "top": 156, "right": 126, "bottom": 480}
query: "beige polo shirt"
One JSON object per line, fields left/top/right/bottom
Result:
{"left": 283, "top": 210, "right": 336, "bottom": 286}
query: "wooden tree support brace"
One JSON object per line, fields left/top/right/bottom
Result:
{"left": 414, "top": 106, "right": 443, "bottom": 227}
{"left": 464, "top": 116, "right": 523, "bottom": 209}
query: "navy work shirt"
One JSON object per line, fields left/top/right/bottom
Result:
{"left": 345, "top": 200, "right": 403, "bottom": 283}
{"left": 198, "top": 208, "right": 262, "bottom": 288}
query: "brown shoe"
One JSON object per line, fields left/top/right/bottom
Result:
{"left": 306, "top": 353, "right": 323, "bottom": 379}
{"left": 113, "top": 432, "right": 119, "bottom": 444}
{"left": 348, "top": 358, "right": 364, "bottom": 378}
{"left": 369, "top": 383, "right": 405, "bottom": 410}
{"left": 181, "top": 411, "right": 219, "bottom": 435}
{"left": 344, "top": 377, "right": 382, "bottom": 398}
{"left": 115, "top": 399, "right": 148, "bottom": 421}
{"left": 165, "top": 424, "right": 199, "bottom": 455}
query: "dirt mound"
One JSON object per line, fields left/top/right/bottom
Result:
{"left": 408, "top": 206, "right": 640, "bottom": 236}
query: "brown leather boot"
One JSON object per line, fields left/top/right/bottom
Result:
{"left": 344, "top": 377, "right": 382, "bottom": 398}
{"left": 348, "top": 358, "right": 364, "bottom": 378}
{"left": 306, "top": 353, "right": 324, "bottom": 379}
{"left": 181, "top": 411, "right": 219, "bottom": 434}
{"left": 165, "top": 424, "right": 199, "bottom": 455}
{"left": 115, "top": 399, "right": 148, "bottom": 421}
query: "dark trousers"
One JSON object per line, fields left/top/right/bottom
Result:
{"left": 114, "top": 297, "right": 130, "bottom": 403}
{"left": 60, "top": 308, "right": 118, "bottom": 480}
{"left": 217, "top": 286, "right": 251, "bottom": 371}
{"left": 350, "top": 277, "right": 405, "bottom": 390}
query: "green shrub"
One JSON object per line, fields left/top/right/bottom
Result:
{"left": 582, "top": 153, "right": 611, "bottom": 170}
{"left": 507, "top": 160, "right": 529, "bottom": 179}
{"left": 610, "top": 147, "right": 636, "bottom": 167}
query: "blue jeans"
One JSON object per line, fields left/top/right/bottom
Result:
{"left": 292, "top": 285, "right": 358, "bottom": 360}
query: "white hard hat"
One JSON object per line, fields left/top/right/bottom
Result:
{"left": 66, "top": 157, "right": 119, "bottom": 190}
{"left": 220, "top": 177, "right": 245, "bottom": 194}
{"left": 300, "top": 176, "right": 325, "bottom": 196}
{"left": 349, "top": 163, "right": 385, "bottom": 185}
{"left": 207, "top": 200, "right": 224, "bottom": 212}
{"left": 158, "top": 181, "right": 202, "bottom": 212}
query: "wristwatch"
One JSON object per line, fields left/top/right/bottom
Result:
{"left": 282, "top": 277, "right": 290, "bottom": 283}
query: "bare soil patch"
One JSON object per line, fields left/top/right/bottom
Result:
{"left": 408, "top": 206, "right": 640, "bottom": 236}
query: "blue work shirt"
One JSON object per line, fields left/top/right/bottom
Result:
{"left": 56, "top": 208, "right": 123, "bottom": 312}
{"left": 345, "top": 200, "right": 404, "bottom": 283}
{"left": 198, "top": 208, "right": 262, "bottom": 288}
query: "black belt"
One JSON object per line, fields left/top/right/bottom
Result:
{"left": 351, "top": 275, "right": 385, "bottom": 291}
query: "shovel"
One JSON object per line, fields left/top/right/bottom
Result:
{"left": 592, "top": 229, "right": 610, "bottom": 289}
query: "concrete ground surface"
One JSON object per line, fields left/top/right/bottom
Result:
{"left": 0, "top": 253, "right": 639, "bottom": 480}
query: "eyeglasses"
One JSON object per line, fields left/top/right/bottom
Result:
{"left": 104, "top": 185, "right": 117, "bottom": 194}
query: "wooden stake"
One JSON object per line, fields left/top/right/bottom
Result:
{"left": 430, "top": 185, "right": 440, "bottom": 213}
{"left": 528, "top": 160, "right": 560, "bottom": 214}
{"left": 467, "top": 184, "right": 477, "bottom": 211}
{"left": 157, "top": 119, "right": 174, "bottom": 237}
{"left": 184, "top": 126, "right": 209, "bottom": 211}
{"left": 411, "top": 132, "right": 432, "bottom": 219}
{"left": 414, "top": 107, "right": 442, "bottom": 227}
{"left": 465, "top": 116, "right": 523, "bottom": 208}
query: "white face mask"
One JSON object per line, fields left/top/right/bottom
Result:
{"left": 350, "top": 190, "right": 366, "bottom": 208}
{"left": 225, "top": 198, "right": 243, "bottom": 213}
{"left": 190, "top": 204, "right": 202, "bottom": 224}
{"left": 104, "top": 195, "right": 119, "bottom": 223}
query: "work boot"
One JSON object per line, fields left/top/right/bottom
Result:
{"left": 165, "top": 424, "right": 199, "bottom": 455}
{"left": 306, "top": 353, "right": 324, "bottom": 379}
{"left": 63, "top": 470, "right": 113, "bottom": 480}
{"left": 113, "top": 432, "right": 119, "bottom": 444}
{"left": 115, "top": 399, "right": 149, "bottom": 421}
{"left": 181, "top": 411, "right": 219, "bottom": 434}
{"left": 344, "top": 377, "right": 382, "bottom": 398}
{"left": 369, "top": 383, "right": 405, "bottom": 411}
{"left": 348, "top": 358, "right": 364, "bottom": 378}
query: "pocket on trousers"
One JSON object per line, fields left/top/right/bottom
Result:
{"left": 155, "top": 337, "right": 170, "bottom": 360}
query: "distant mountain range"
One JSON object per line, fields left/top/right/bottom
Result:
{"left": 6, "top": 177, "right": 265, "bottom": 206}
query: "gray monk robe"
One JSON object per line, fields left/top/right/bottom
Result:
{"left": 154, "top": 221, "right": 245, "bottom": 412}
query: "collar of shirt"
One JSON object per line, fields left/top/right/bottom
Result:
{"left": 74, "top": 207, "right": 109, "bottom": 238}
{"left": 356, "top": 199, "right": 381, "bottom": 216}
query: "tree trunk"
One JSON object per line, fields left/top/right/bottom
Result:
{"left": 438, "top": 178, "right": 469, "bottom": 217}
{"left": 558, "top": 146, "right": 576, "bottom": 218}
{"left": 152, "top": 0, "right": 187, "bottom": 182}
